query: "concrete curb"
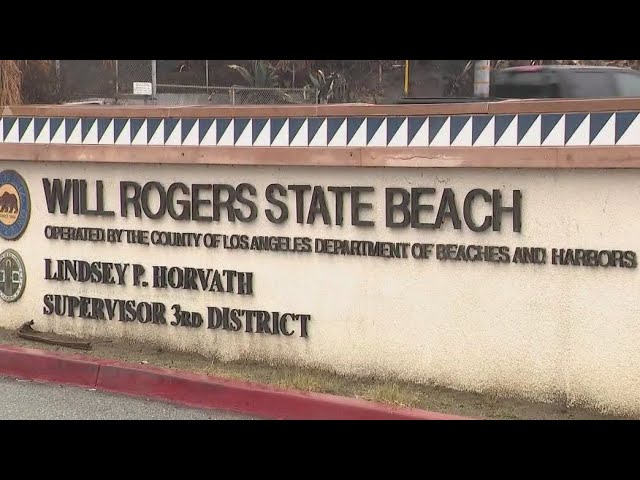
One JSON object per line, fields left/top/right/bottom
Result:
{"left": 0, "top": 344, "right": 471, "bottom": 420}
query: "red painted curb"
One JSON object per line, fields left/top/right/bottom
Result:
{"left": 0, "top": 344, "right": 471, "bottom": 420}
{"left": 0, "top": 344, "right": 101, "bottom": 388}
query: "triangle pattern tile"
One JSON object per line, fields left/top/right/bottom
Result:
{"left": 253, "top": 119, "right": 270, "bottom": 146}
{"left": 541, "top": 114, "right": 563, "bottom": 145}
{"left": 164, "top": 118, "right": 180, "bottom": 145}
{"left": 346, "top": 117, "right": 365, "bottom": 146}
{"left": 471, "top": 116, "right": 492, "bottom": 145}
{"left": 234, "top": 119, "right": 251, "bottom": 146}
{"left": 181, "top": 119, "right": 198, "bottom": 146}
{"left": 19, "top": 117, "right": 34, "bottom": 143}
{"left": 516, "top": 113, "right": 540, "bottom": 146}
{"left": 327, "top": 118, "right": 346, "bottom": 146}
{"left": 387, "top": 117, "right": 408, "bottom": 146}
{"left": 82, "top": 118, "right": 98, "bottom": 144}
{"left": 518, "top": 115, "right": 541, "bottom": 146}
{"left": 3, "top": 117, "right": 16, "bottom": 142}
{"left": 288, "top": 118, "right": 305, "bottom": 145}
{"left": 271, "top": 119, "right": 289, "bottom": 146}
{"left": 366, "top": 117, "right": 385, "bottom": 146}
{"left": 147, "top": 118, "right": 162, "bottom": 145}
{"left": 616, "top": 112, "right": 640, "bottom": 145}
{"left": 308, "top": 119, "right": 327, "bottom": 147}
{"left": 113, "top": 119, "right": 128, "bottom": 144}
{"left": 270, "top": 118, "right": 287, "bottom": 146}
{"left": 182, "top": 119, "right": 199, "bottom": 146}
{"left": 131, "top": 119, "right": 147, "bottom": 145}
{"left": 408, "top": 117, "right": 429, "bottom": 147}
{"left": 97, "top": 118, "right": 112, "bottom": 144}
{"left": 430, "top": 117, "right": 451, "bottom": 146}
{"left": 590, "top": 113, "right": 615, "bottom": 146}
{"left": 216, "top": 119, "right": 233, "bottom": 146}
{"left": 50, "top": 118, "right": 65, "bottom": 144}
{"left": 541, "top": 115, "right": 565, "bottom": 146}
{"left": 564, "top": 113, "right": 588, "bottom": 145}
{"left": 11, "top": 112, "right": 640, "bottom": 149}
{"left": 328, "top": 118, "right": 347, "bottom": 146}
{"left": 347, "top": 117, "right": 366, "bottom": 147}
{"left": 165, "top": 119, "right": 182, "bottom": 146}
{"left": 451, "top": 116, "right": 472, "bottom": 146}
{"left": 130, "top": 119, "right": 145, "bottom": 144}
{"left": 147, "top": 119, "right": 164, "bottom": 145}
{"left": 407, "top": 117, "right": 427, "bottom": 146}
{"left": 290, "top": 119, "right": 308, "bottom": 146}
{"left": 34, "top": 118, "right": 49, "bottom": 144}
{"left": 615, "top": 112, "right": 639, "bottom": 144}
{"left": 450, "top": 116, "right": 470, "bottom": 145}
{"left": 65, "top": 118, "right": 81, "bottom": 144}
{"left": 494, "top": 115, "right": 516, "bottom": 146}
{"left": 472, "top": 116, "right": 495, "bottom": 146}
{"left": 98, "top": 118, "right": 114, "bottom": 145}
{"left": 306, "top": 118, "right": 324, "bottom": 146}
{"left": 199, "top": 119, "right": 215, "bottom": 145}
{"left": 565, "top": 113, "right": 589, "bottom": 146}
{"left": 252, "top": 118, "right": 269, "bottom": 146}
{"left": 115, "top": 119, "right": 131, "bottom": 145}
{"left": 428, "top": 116, "right": 447, "bottom": 145}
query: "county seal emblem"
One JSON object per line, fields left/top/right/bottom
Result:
{"left": 0, "top": 249, "right": 26, "bottom": 302}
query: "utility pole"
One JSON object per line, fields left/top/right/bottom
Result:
{"left": 473, "top": 60, "right": 491, "bottom": 97}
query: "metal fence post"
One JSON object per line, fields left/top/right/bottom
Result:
{"left": 115, "top": 60, "right": 119, "bottom": 97}
{"left": 205, "top": 60, "right": 209, "bottom": 93}
{"left": 151, "top": 60, "right": 157, "bottom": 99}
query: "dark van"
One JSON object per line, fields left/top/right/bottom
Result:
{"left": 490, "top": 65, "right": 640, "bottom": 99}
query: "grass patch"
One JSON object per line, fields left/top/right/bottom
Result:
{"left": 0, "top": 327, "right": 630, "bottom": 420}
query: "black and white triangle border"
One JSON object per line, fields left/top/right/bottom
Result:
{"left": 1, "top": 112, "right": 639, "bottom": 147}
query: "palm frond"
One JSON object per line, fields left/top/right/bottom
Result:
{"left": 0, "top": 60, "right": 23, "bottom": 105}
{"left": 228, "top": 61, "right": 279, "bottom": 88}
{"left": 228, "top": 64, "right": 254, "bottom": 86}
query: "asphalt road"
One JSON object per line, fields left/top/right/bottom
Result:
{"left": 0, "top": 376, "right": 255, "bottom": 420}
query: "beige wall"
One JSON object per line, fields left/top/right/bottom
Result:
{"left": 2, "top": 159, "right": 640, "bottom": 415}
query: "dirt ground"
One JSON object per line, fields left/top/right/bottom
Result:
{"left": 0, "top": 327, "right": 630, "bottom": 420}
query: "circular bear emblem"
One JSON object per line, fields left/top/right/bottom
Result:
{"left": 0, "top": 170, "right": 30, "bottom": 240}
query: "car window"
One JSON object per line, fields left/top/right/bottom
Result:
{"left": 564, "top": 71, "right": 615, "bottom": 98}
{"left": 491, "top": 72, "right": 560, "bottom": 98}
{"left": 614, "top": 72, "right": 640, "bottom": 97}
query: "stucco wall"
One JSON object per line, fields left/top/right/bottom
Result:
{"left": 2, "top": 99, "right": 640, "bottom": 416}
{"left": 2, "top": 159, "right": 640, "bottom": 415}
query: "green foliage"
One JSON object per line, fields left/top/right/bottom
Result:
{"left": 227, "top": 60, "right": 279, "bottom": 88}
{"left": 307, "top": 69, "right": 347, "bottom": 103}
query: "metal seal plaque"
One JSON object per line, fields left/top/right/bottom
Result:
{"left": 0, "top": 249, "right": 26, "bottom": 303}
{"left": 0, "top": 170, "right": 31, "bottom": 240}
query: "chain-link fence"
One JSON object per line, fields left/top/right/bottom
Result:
{"left": 156, "top": 84, "right": 317, "bottom": 105}
{"left": 58, "top": 60, "right": 318, "bottom": 105}
{"left": 59, "top": 60, "right": 116, "bottom": 100}
{"left": 115, "top": 60, "right": 153, "bottom": 95}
